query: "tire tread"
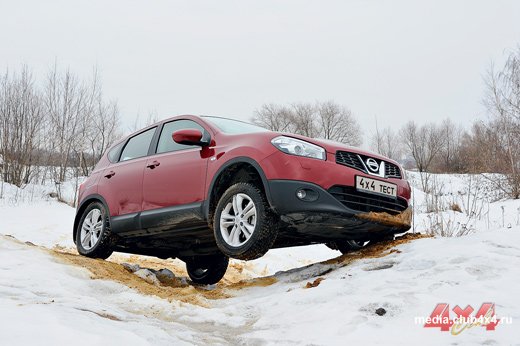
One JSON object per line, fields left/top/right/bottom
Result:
{"left": 214, "top": 182, "right": 278, "bottom": 260}
{"left": 76, "top": 202, "right": 114, "bottom": 259}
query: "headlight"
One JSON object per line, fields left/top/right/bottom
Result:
{"left": 271, "top": 136, "right": 326, "bottom": 160}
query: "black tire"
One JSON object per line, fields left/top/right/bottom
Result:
{"left": 185, "top": 254, "right": 229, "bottom": 285}
{"left": 213, "top": 182, "right": 278, "bottom": 260}
{"left": 327, "top": 239, "right": 368, "bottom": 255}
{"left": 75, "top": 201, "right": 114, "bottom": 259}
{"left": 370, "top": 234, "right": 395, "bottom": 244}
{"left": 327, "top": 234, "right": 395, "bottom": 254}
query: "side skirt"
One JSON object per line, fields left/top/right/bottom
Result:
{"left": 110, "top": 202, "right": 207, "bottom": 237}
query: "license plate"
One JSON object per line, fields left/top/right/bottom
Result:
{"left": 355, "top": 176, "right": 397, "bottom": 198}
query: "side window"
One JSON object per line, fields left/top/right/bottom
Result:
{"left": 107, "top": 141, "right": 124, "bottom": 163}
{"left": 156, "top": 120, "right": 206, "bottom": 154}
{"left": 120, "top": 127, "right": 156, "bottom": 162}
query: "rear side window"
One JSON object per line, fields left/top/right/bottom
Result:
{"left": 107, "top": 142, "right": 124, "bottom": 163}
{"left": 156, "top": 120, "right": 205, "bottom": 154}
{"left": 120, "top": 127, "right": 156, "bottom": 161}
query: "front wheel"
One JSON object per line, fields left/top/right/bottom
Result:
{"left": 185, "top": 255, "right": 229, "bottom": 285}
{"left": 213, "top": 183, "right": 278, "bottom": 260}
{"left": 75, "top": 201, "right": 114, "bottom": 259}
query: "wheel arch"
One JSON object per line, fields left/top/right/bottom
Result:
{"left": 203, "top": 157, "right": 272, "bottom": 223}
{"left": 73, "top": 194, "right": 110, "bottom": 244}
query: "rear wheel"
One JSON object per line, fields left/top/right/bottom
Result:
{"left": 185, "top": 254, "right": 229, "bottom": 285}
{"left": 327, "top": 239, "right": 369, "bottom": 254}
{"left": 213, "top": 182, "right": 278, "bottom": 260}
{"left": 328, "top": 235, "right": 395, "bottom": 254}
{"left": 75, "top": 202, "right": 114, "bottom": 259}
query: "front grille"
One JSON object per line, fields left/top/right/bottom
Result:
{"left": 335, "top": 150, "right": 402, "bottom": 179}
{"left": 329, "top": 185, "right": 408, "bottom": 215}
{"left": 384, "top": 162, "right": 402, "bottom": 178}
{"left": 335, "top": 151, "right": 366, "bottom": 172}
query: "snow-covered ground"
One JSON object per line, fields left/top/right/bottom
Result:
{"left": 0, "top": 173, "right": 519, "bottom": 345}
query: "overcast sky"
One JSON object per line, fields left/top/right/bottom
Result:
{"left": 1, "top": 0, "right": 520, "bottom": 142}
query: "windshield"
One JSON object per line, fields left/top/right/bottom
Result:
{"left": 202, "top": 116, "right": 269, "bottom": 134}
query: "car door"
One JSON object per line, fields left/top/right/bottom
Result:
{"left": 141, "top": 119, "right": 209, "bottom": 229}
{"left": 97, "top": 126, "right": 157, "bottom": 232}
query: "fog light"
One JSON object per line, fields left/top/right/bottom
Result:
{"left": 295, "top": 187, "right": 319, "bottom": 202}
{"left": 296, "top": 189, "right": 307, "bottom": 200}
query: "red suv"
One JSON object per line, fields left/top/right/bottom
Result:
{"left": 74, "top": 115, "right": 411, "bottom": 284}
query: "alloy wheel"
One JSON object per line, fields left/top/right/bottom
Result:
{"left": 219, "top": 193, "right": 257, "bottom": 247}
{"left": 80, "top": 208, "right": 103, "bottom": 250}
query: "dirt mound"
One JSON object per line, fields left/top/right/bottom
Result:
{"left": 49, "top": 247, "right": 277, "bottom": 307}
{"left": 107, "top": 253, "right": 264, "bottom": 286}
{"left": 322, "top": 232, "right": 431, "bottom": 266}
{"left": 45, "top": 232, "right": 430, "bottom": 307}
{"left": 52, "top": 250, "right": 228, "bottom": 307}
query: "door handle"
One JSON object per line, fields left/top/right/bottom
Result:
{"left": 146, "top": 160, "right": 161, "bottom": 169}
{"left": 104, "top": 171, "right": 115, "bottom": 178}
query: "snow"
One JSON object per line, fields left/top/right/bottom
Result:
{"left": 1, "top": 173, "right": 519, "bottom": 345}
{"left": 0, "top": 180, "right": 78, "bottom": 248}
{"left": 0, "top": 237, "right": 207, "bottom": 345}
{"left": 0, "top": 200, "right": 74, "bottom": 248}
{"left": 408, "top": 172, "right": 520, "bottom": 236}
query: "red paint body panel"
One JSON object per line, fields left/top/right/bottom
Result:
{"left": 77, "top": 171, "right": 101, "bottom": 204}
{"left": 97, "top": 157, "right": 147, "bottom": 217}
{"left": 142, "top": 148, "right": 208, "bottom": 211}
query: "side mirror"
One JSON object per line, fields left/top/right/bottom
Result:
{"left": 172, "top": 129, "right": 208, "bottom": 146}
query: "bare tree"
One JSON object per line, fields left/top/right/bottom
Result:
{"left": 291, "top": 102, "right": 318, "bottom": 138}
{"left": 459, "top": 121, "right": 495, "bottom": 173}
{"left": 483, "top": 46, "right": 520, "bottom": 198}
{"left": 0, "top": 66, "right": 43, "bottom": 188}
{"left": 438, "top": 118, "right": 464, "bottom": 172}
{"left": 252, "top": 104, "right": 295, "bottom": 133}
{"left": 370, "top": 121, "right": 403, "bottom": 161}
{"left": 252, "top": 101, "right": 363, "bottom": 146}
{"left": 76, "top": 70, "right": 121, "bottom": 176}
{"left": 0, "top": 64, "right": 121, "bottom": 201}
{"left": 402, "top": 121, "right": 445, "bottom": 172}
{"left": 43, "top": 65, "right": 87, "bottom": 186}
{"left": 401, "top": 121, "right": 445, "bottom": 190}
{"left": 41, "top": 64, "right": 122, "bottom": 200}
{"left": 316, "top": 101, "right": 362, "bottom": 146}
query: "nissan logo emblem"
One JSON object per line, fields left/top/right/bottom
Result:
{"left": 366, "top": 158, "right": 379, "bottom": 172}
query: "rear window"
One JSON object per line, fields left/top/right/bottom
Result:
{"left": 107, "top": 142, "right": 124, "bottom": 163}
{"left": 120, "top": 127, "right": 156, "bottom": 161}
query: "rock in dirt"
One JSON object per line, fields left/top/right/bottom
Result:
{"left": 122, "top": 263, "right": 141, "bottom": 273}
{"left": 134, "top": 268, "right": 160, "bottom": 285}
{"left": 375, "top": 308, "right": 387, "bottom": 316}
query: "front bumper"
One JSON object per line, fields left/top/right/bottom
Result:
{"left": 267, "top": 179, "right": 412, "bottom": 240}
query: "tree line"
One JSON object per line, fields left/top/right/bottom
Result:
{"left": 0, "top": 64, "right": 121, "bottom": 198}
{"left": 252, "top": 101, "right": 363, "bottom": 147}
{"left": 372, "top": 47, "right": 520, "bottom": 198}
